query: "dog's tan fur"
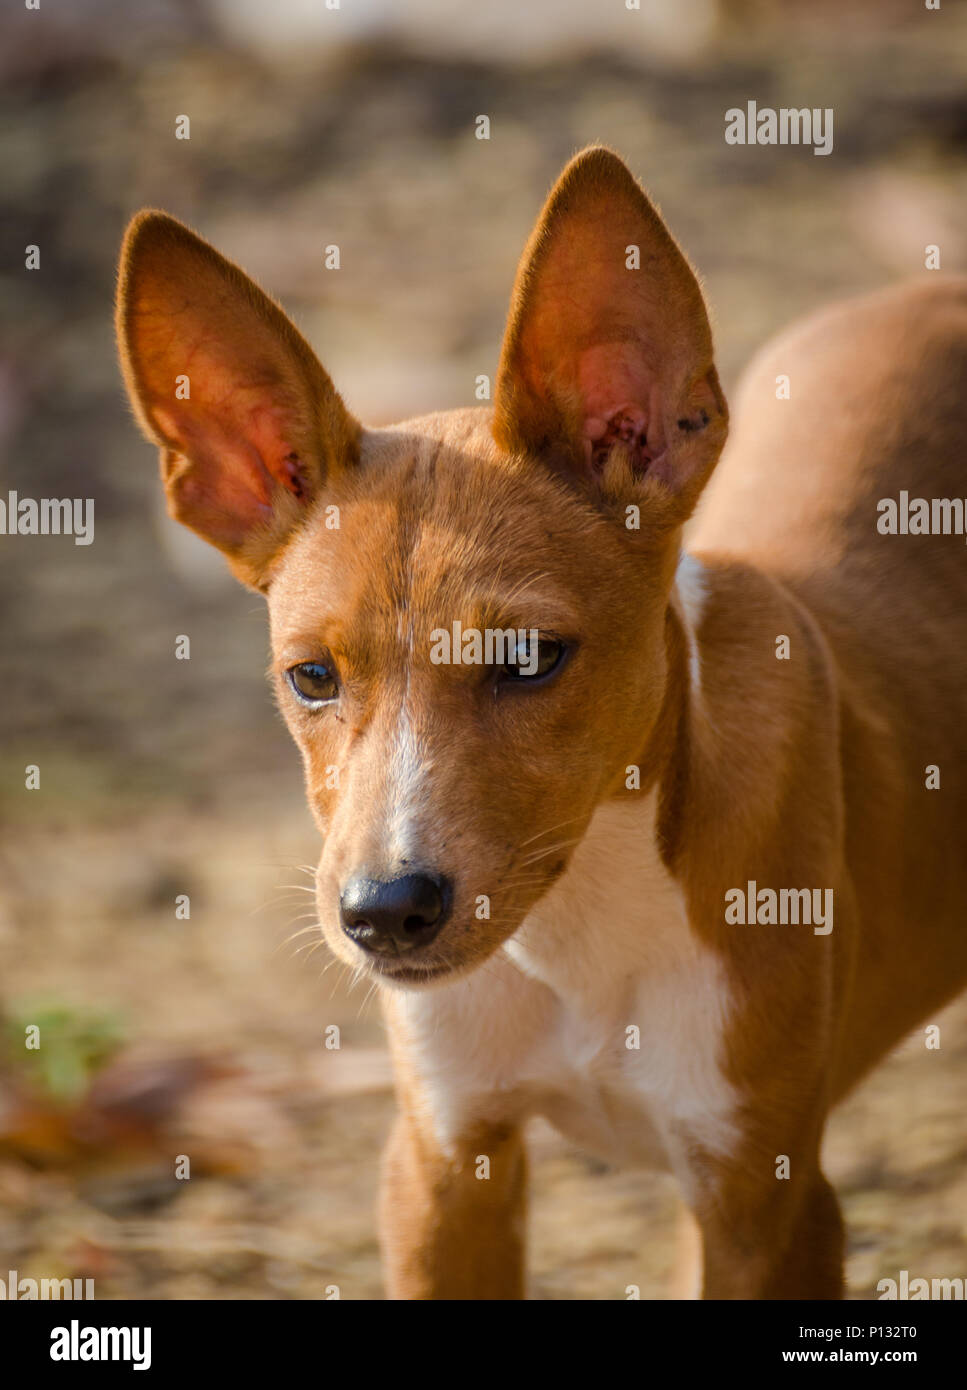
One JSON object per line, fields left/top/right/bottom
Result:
{"left": 116, "top": 147, "right": 967, "bottom": 1299}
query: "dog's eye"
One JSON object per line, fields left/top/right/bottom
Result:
{"left": 501, "top": 638, "right": 566, "bottom": 683}
{"left": 287, "top": 661, "right": 338, "bottom": 705}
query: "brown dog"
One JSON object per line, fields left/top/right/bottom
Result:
{"left": 116, "top": 147, "right": 967, "bottom": 1298}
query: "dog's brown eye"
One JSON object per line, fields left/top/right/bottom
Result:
{"left": 501, "top": 638, "right": 566, "bottom": 683}
{"left": 287, "top": 661, "right": 338, "bottom": 705}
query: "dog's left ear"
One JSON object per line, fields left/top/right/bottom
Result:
{"left": 493, "top": 146, "right": 727, "bottom": 513}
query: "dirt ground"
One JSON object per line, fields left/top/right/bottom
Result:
{"left": 1, "top": 1, "right": 966, "bottom": 1299}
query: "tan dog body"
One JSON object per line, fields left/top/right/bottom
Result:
{"left": 116, "top": 150, "right": 967, "bottom": 1299}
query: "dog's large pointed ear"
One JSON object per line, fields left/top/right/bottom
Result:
{"left": 493, "top": 147, "right": 726, "bottom": 515}
{"left": 116, "top": 211, "right": 360, "bottom": 590}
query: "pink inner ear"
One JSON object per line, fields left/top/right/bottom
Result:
{"left": 584, "top": 405, "right": 651, "bottom": 473}
{"left": 577, "top": 342, "right": 661, "bottom": 476}
{"left": 246, "top": 404, "right": 311, "bottom": 499}
{"left": 152, "top": 392, "right": 312, "bottom": 549}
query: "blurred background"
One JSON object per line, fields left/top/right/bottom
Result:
{"left": 1, "top": 0, "right": 966, "bottom": 1300}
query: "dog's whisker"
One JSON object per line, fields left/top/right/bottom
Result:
{"left": 288, "top": 928, "right": 326, "bottom": 950}
{"left": 518, "top": 838, "right": 582, "bottom": 867}
{"left": 274, "top": 926, "right": 323, "bottom": 958}
{"left": 517, "top": 816, "right": 585, "bottom": 849}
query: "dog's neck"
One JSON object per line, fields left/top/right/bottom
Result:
{"left": 615, "top": 550, "right": 705, "bottom": 874}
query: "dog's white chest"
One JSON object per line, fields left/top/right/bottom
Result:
{"left": 392, "top": 797, "right": 741, "bottom": 1174}
{"left": 495, "top": 981, "right": 677, "bottom": 1167}
{"left": 496, "top": 958, "right": 735, "bottom": 1170}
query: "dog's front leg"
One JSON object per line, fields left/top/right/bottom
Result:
{"left": 684, "top": 1131, "right": 845, "bottom": 1299}
{"left": 379, "top": 1103, "right": 527, "bottom": 1300}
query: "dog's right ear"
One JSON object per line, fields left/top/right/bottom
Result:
{"left": 116, "top": 211, "right": 359, "bottom": 590}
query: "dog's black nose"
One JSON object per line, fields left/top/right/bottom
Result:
{"left": 339, "top": 873, "right": 449, "bottom": 955}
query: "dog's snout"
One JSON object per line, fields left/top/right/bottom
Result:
{"left": 339, "top": 873, "right": 450, "bottom": 955}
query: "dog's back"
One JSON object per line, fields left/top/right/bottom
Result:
{"left": 696, "top": 276, "right": 967, "bottom": 592}
{"left": 693, "top": 277, "right": 967, "bottom": 1089}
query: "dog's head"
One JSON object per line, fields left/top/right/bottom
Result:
{"left": 116, "top": 147, "right": 727, "bottom": 987}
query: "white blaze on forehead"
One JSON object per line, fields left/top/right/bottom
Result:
{"left": 674, "top": 551, "right": 708, "bottom": 692}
